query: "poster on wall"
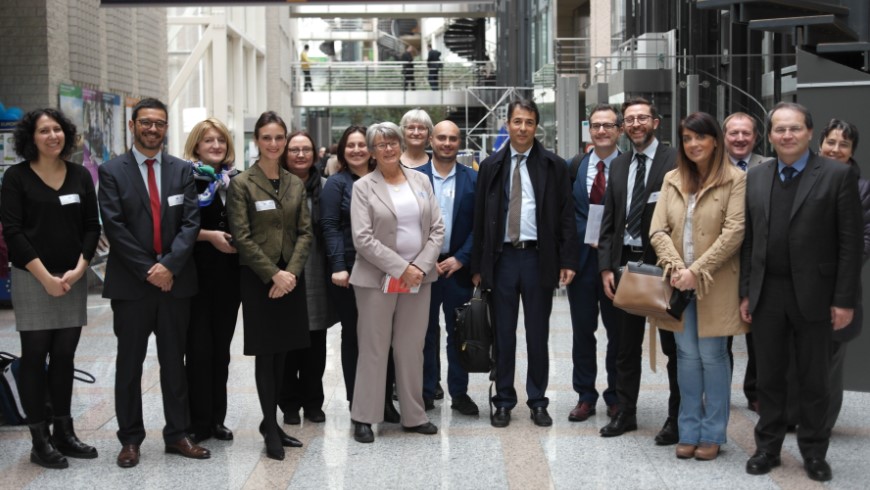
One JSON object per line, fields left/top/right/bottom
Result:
{"left": 59, "top": 83, "right": 125, "bottom": 184}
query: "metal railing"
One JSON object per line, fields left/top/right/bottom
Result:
{"left": 291, "top": 60, "right": 497, "bottom": 92}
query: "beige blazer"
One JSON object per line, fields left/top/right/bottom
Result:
{"left": 649, "top": 163, "right": 749, "bottom": 337}
{"left": 349, "top": 166, "right": 444, "bottom": 288}
{"left": 227, "top": 163, "right": 312, "bottom": 283}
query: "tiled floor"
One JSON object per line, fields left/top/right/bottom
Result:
{"left": 1, "top": 293, "right": 868, "bottom": 489}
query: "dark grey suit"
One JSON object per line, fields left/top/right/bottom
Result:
{"left": 740, "top": 153, "right": 862, "bottom": 458}
{"left": 99, "top": 150, "right": 200, "bottom": 445}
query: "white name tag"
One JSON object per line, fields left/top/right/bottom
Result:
{"left": 647, "top": 191, "right": 660, "bottom": 204}
{"left": 168, "top": 194, "right": 184, "bottom": 207}
{"left": 255, "top": 200, "right": 277, "bottom": 211}
{"left": 58, "top": 194, "right": 80, "bottom": 206}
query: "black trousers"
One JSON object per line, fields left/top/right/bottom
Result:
{"left": 752, "top": 276, "right": 832, "bottom": 459}
{"left": 727, "top": 332, "right": 757, "bottom": 403}
{"left": 279, "top": 329, "right": 328, "bottom": 414}
{"left": 613, "top": 246, "right": 680, "bottom": 417}
{"left": 185, "top": 274, "right": 240, "bottom": 433}
{"left": 113, "top": 292, "right": 191, "bottom": 445}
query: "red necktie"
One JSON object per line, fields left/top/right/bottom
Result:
{"left": 145, "top": 159, "right": 162, "bottom": 255}
{"left": 590, "top": 161, "right": 606, "bottom": 205}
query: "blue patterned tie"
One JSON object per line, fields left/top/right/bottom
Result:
{"left": 781, "top": 166, "right": 797, "bottom": 182}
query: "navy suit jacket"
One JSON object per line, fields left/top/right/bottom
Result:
{"left": 98, "top": 150, "right": 200, "bottom": 300}
{"left": 569, "top": 150, "right": 620, "bottom": 272}
{"left": 417, "top": 161, "right": 477, "bottom": 264}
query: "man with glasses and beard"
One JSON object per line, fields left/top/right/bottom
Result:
{"left": 99, "top": 98, "right": 207, "bottom": 468}
{"left": 597, "top": 97, "right": 681, "bottom": 445}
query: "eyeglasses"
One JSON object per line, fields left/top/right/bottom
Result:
{"left": 771, "top": 126, "right": 806, "bottom": 135}
{"left": 404, "top": 125, "right": 428, "bottom": 134}
{"left": 375, "top": 141, "right": 401, "bottom": 151}
{"left": 137, "top": 119, "right": 167, "bottom": 130}
{"left": 287, "top": 147, "right": 313, "bottom": 155}
{"left": 590, "top": 123, "right": 618, "bottom": 131}
{"left": 623, "top": 115, "right": 653, "bottom": 126}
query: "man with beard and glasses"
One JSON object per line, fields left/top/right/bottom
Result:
{"left": 99, "top": 98, "right": 206, "bottom": 468}
{"left": 597, "top": 97, "right": 681, "bottom": 445}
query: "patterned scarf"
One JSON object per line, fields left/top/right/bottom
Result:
{"left": 192, "top": 161, "right": 238, "bottom": 207}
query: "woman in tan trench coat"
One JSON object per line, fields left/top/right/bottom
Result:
{"left": 649, "top": 111, "right": 748, "bottom": 462}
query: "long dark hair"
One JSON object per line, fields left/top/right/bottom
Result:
{"left": 677, "top": 112, "right": 728, "bottom": 194}
{"left": 253, "top": 111, "right": 287, "bottom": 139}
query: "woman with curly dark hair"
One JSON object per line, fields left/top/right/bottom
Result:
{"left": 1, "top": 108, "right": 101, "bottom": 468}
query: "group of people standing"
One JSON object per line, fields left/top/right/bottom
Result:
{"left": 2, "top": 95, "right": 864, "bottom": 484}
{"left": 564, "top": 98, "right": 865, "bottom": 483}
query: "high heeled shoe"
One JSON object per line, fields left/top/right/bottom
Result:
{"left": 259, "top": 421, "right": 303, "bottom": 448}
{"left": 259, "top": 423, "right": 284, "bottom": 461}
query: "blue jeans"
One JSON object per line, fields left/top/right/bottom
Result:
{"left": 674, "top": 299, "right": 731, "bottom": 445}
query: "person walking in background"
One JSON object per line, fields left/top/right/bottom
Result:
{"left": 301, "top": 44, "right": 313, "bottom": 91}
{"left": 320, "top": 125, "right": 400, "bottom": 423}
{"left": 182, "top": 117, "right": 240, "bottom": 444}
{"left": 99, "top": 98, "right": 207, "bottom": 468}
{"left": 348, "top": 122, "right": 444, "bottom": 443}
{"left": 649, "top": 112, "right": 748, "bottom": 461}
{"left": 401, "top": 45, "right": 417, "bottom": 91}
{"left": 227, "top": 111, "right": 312, "bottom": 460}
{"left": 2, "top": 108, "right": 101, "bottom": 469}
{"left": 427, "top": 44, "right": 442, "bottom": 90}
{"left": 279, "top": 130, "right": 337, "bottom": 425}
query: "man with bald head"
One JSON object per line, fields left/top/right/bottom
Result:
{"left": 418, "top": 121, "right": 480, "bottom": 415}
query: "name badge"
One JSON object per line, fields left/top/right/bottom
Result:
{"left": 58, "top": 194, "right": 80, "bottom": 206}
{"left": 647, "top": 191, "right": 660, "bottom": 204}
{"left": 255, "top": 200, "right": 277, "bottom": 211}
{"left": 168, "top": 194, "right": 184, "bottom": 207}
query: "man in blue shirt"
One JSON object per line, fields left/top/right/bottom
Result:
{"left": 418, "top": 121, "right": 478, "bottom": 414}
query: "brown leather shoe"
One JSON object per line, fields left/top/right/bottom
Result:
{"left": 117, "top": 444, "right": 140, "bottom": 468}
{"left": 165, "top": 436, "right": 211, "bottom": 459}
{"left": 568, "top": 402, "right": 596, "bottom": 422}
{"left": 694, "top": 443, "right": 720, "bottom": 461}
{"left": 676, "top": 444, "right": 697, "bottom": 459}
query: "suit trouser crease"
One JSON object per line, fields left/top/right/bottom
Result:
{"left": 113, "top": 293, "right": 191, "bottom": 445}
{"left": 351, "top": 285, "right": 431, "bottom": 426}
{"left": 423, "top": 274, "right": 472, "bottom": 399}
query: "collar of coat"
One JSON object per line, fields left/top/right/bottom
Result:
{"left": 662, "top": 159, "right": 744, "bottom": 201}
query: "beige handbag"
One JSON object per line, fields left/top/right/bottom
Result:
{"left": 613, "top": 261, "right": 675, "bottom": 320}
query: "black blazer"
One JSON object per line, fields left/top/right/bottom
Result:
{"left": 98, "top": 150, "right": 200, "bottom": 300}
{"left": 471, "top": 139, "right": 579, "bottom": 289}
{"left": 740, "top": 153, "right": 863, "bottom": 322}
{"left": 598, "top": 141, "right": 677, "bottom": 271}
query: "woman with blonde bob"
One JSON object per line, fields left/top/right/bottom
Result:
{"left": 649, "top": 111, "right": 747, "bottom": 461}
{"left": 182, "top": 117, "right": 241, "bottom": 443}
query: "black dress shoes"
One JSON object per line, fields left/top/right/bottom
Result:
{"left": 384, "top": 401, "right": 401, "bottom": 423}
{"left": 304, "top": 408, "right": 326, "bottom": 423}
{"left": 600, "top": 412, "right": 637, "bottom": 437}
{"left": 283, "top": 411, "right": 301, "bottom": 425}
{"left": 435, "top": 383, "right": 444, "bottom": 400}
{"left": 450, "top": 394, "right": 480, "bottom": 415}
{"left": 530, "top": 407, "right": 553, "bottom": 427}
{"left": 804, "top": 457, "right": 832, "bottom": 482}
{"left": 654, "top": 417, "right": 679, "bottom": 446}
{"left": 491, "top": 407, "right": 511, "bottom": 428}
{"left": 402, "top": 422, "right": 438, "bottom": 435}
{"left": 212, "top": 424, "right": 233, "bottom": 441}
{"left": 353, "top": 422, "right": 374, "bottom": 443}
{"left": 424, "top": 398, "right": 435, "bottom": 411}
{"left": 746, "top": 451, "right": 782, "bottom": 475}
